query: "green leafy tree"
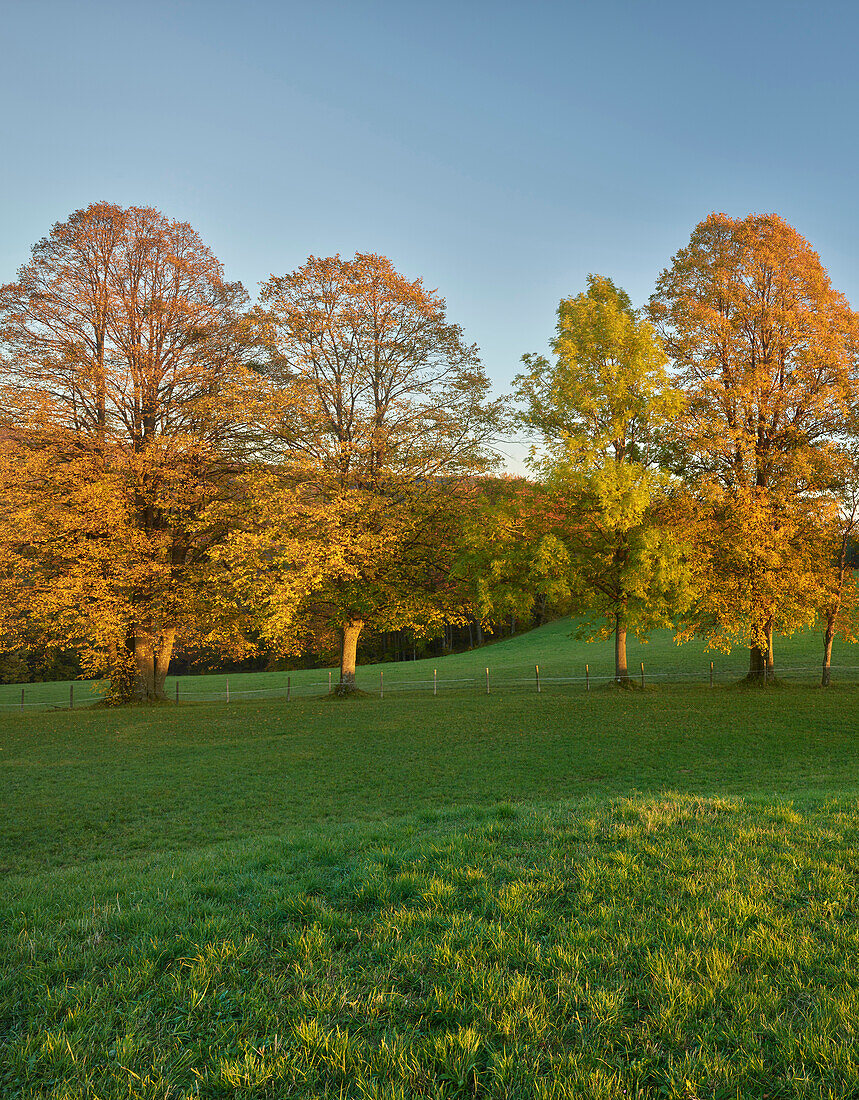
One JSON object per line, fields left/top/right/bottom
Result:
{"left": 515, "top": 275, "right": 690, "bottom": 682}
{"left": 454, "top": 477, "right": 574, "bottom": 638}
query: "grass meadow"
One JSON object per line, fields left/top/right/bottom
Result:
{"left": 4, "top": 624, "right": 859, "bottom": 1097}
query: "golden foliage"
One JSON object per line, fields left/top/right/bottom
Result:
{"left": 650, "top": 214, "right": 859, "bottom": 669}
{"left": 513, "top": 275, "right": 691, "bottom": 679}
{"left": 0, "top": 203, "right": 252, "bottom": 700}
{"left": 233, "top": 253, "right": 499, "bottom": 685}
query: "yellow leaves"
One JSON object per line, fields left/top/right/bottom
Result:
{"left": 0, "top": 427, "right": 240, "bottom": 678}
{"left": 232, "top": 252, "right": 498, "bottom": 648}
{"left": 0, "top": 203, "right": 265, "bottom": 693}
{"left": 510, "top": 277, "right": 693, "bottom": 643}
{"left": 682, "top": 483, "right": 827, "bottom": 651}
{"left": 516, "top": 274, "right": 681, "bottom": 476}
{"left": 205, "top": 462, "right": 472, "bottom": 653}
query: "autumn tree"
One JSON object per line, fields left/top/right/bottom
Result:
{"left": 677, "top": 482, "right": 829, "bottom": 676}
{"left": 0, "top": 202, "right": 251, "bottom": 701}
{"left": 649, "top": 213, "right": 859, "bottom": 678}
{"left": 514, "top": 275, "right": 690, "bottom": 683}
{"left": 247, "top": 252, "right": 498, "bottom": 693}
{"left": 209, "top": 465, "right": 479, "bottom": 679}
{"left": 817, "top": 446, "right": 859, "bottom": 686}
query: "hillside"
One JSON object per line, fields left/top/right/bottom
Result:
{"left": 2, "top": 617, "right": 856, "bottom": 711}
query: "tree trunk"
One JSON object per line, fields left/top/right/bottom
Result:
{"left": 132, "top": 635, "right": 155, "bottom": 699}
{"left": 129, "top": 628, "right": 176, "bottom": 702}
{"left": 336, "top": 619, "right": 363, "bottom": 695}
{"left": 821, "top": 516, "right": 853, "bottom": 688}
{"left": 747, "top": 614, "right": 775, "bottom": 682}
{"left": 765, "top": 617, "right": 775, "bottom": 675}
{"left": 614, "top": 608, "right": 629, "bottom": 683}
{"left": 822, "top": 609, "right": 836, "bottom": 687}
{"left": 748, "top": 645, "right": 765, "bottom": 680}
{"left": 156, "top": 628, "right": 176, "bottom": 696}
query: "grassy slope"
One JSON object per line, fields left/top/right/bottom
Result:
{"left": 4, "top": 644, "right": 859, "bottom": 1095}
{"left": 2, "top": 688, "right": 858, "bottom": 877}
{"left": 3, "top": 616, "right": 859, "bottom": 708}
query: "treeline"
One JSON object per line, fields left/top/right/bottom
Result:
{"left": 0, "top": 205, "right": 857, "bottom": 701}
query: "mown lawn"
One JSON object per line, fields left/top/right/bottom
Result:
{"left": 3, "top": 685, "right": 859, "bottom": 1097}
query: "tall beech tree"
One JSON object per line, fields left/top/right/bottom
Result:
{"left": 649, "top": 213, "right": 859, "bottom": 678}
{"left": 515, "top": 275, "right": 690, "bottom": 683}
{"left": 819, "top": 447, "right": 859, "bottom": 686}
{"left": 250, "top": 252, "right": 498, "bottom": 693}
{"left": 0, "top": 202, "right": 250, "bottom": 701}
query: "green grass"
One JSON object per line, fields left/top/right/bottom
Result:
{"left": 4, "top": 637, "right": 859, "bottom": 1096}
{"left": 2, "top": 616, "right": 857, "bottom": 710}
{"left": 4, "top": 688, "right": 859, "bottom": 877}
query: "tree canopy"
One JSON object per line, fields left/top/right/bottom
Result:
{"left": 514, "top": 275, "right": 690, "bottom": 682}
{"left": 3, "top": 207, "right": 859, "bottom": 698}
{"left": 649, "top": 213, "right": 859, "bottom": 677}
{"left": 240, "top": 252, "right": 500, "bottom": 691}
{"left": 0, "top": 202, "right": 250, "bottom": 701}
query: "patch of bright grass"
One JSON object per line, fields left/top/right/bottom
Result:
{"left": 4, "top": 687, "right": 859, "bottom": 1096}
{"left": 5, "top": 795, "right": 859, "bottom": 1097}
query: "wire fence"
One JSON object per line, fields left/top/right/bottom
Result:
{"left": 2, "top": 660, "right": 859, "bottom": 711}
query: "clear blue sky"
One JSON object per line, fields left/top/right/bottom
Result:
{"left": 3, "top": 0, "right": 858, "bottom": 463}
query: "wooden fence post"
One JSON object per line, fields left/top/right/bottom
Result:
{"left": 709, "top": 661, "right": 713, "bottom": 688}
{"left": 485, "top": 667, "right": 490, "bottom": 695}
{"left": 640, "top": 661, "right": 645, "bottom": 689}
{"left": 175, "top": 680, "right": 179, "bottom": 703}
{"left": 380, "top": 670, "right": 384, "bottom": 698}
{"left": 535, "top": 664, "right": 541, "bottom": 693}
{"left": 69, "top": 684, "right": 74, "bottom": 710}
{"left": 586, "top": 664, "right": 590, "bottom": 692}
{"left": 433, "top": 669, "right": 437, "bottom": 696}
{"left": 226, "top": 678, "right": 230, "bottom": 704}
{"left": 21, "top": 687, "right": 24, "bottom": 712}
{"left": 328, "top": 670, "right": 332, "bottom": 693}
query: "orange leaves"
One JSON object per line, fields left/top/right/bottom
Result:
{"left": 0, "top": 203, "right": 255, "bottom": 698}
{"left": 255, "top": 252, "right": 495, "bottom": 487}
{"left": 650, "top": 213, "right": 859, "bottom": 495}
{"left": 0, "top": 226, "right": 500, "bottom": 692}
{"left": 0, "top": 202, "right": 249, "bottom": 449}
{"left": 245, "top": 252, "right": 498, "bottom": 654}
{"left": 649, "top": 214, "right": 859, "bottom": 660}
